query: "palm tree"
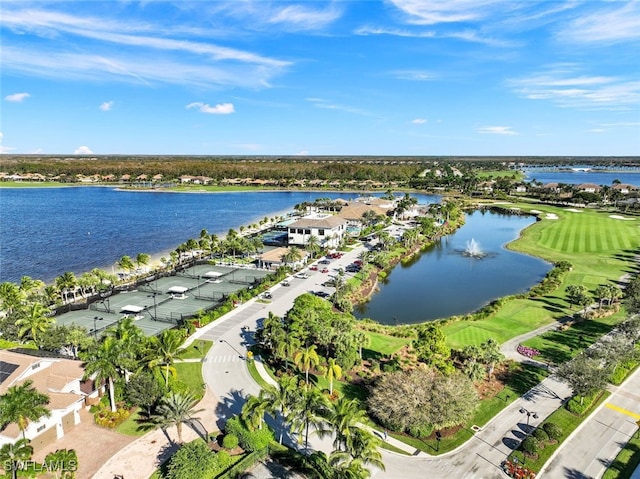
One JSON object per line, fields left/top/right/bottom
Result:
{"left": 305, "top": 235, "right": 322, "bottom": 256}
{"left": 44, "top": 448, "right": 78, "bottom": 479}
{"left": 326, "top": 397, "right": 368, "bottom": 452}
{"left": 293, "top": 386, "right": 329, "bottom": 450}
{"left": 0, "top": 439, "right": 33, "bottom": 479}
{"left": 324, "top": 358, "right": 343, "bottom": 396}
{"left": 117, "top": 256, "right": 135, "bottom": 275}
{"left": 138, "top": 391, "right": 203, "bottom": 444}
{"left": 55, "top": 272, "right": 77, "bottom": 303}
{"left": 82, "top": 338, "right": 120, "bottom": 412}
{"left": 0, "top": 380, "right": 50, "bottom": 439}
{"left": 241, "top": 390, "right": 271, "bottom": 430}
{"left": 353, "top": 331, "right": 370, "bottom": 360}
{"left": 294, "top": 345, "right": 320, "bottom": 384}
{"left": 0, "top": 282, "right": 25, "bottom": 315}
{"left": 15, "top": 302, "right": 55, "bottom": 346}
{"left": 145, "top": 329, "right": 187, "bottom": 387}
{"left": 136, "top": 253, "right": 151, "bottom": 272}
{"left": 264, "top": 375, "right": 302, "bottom": 444}
{"left": 104, "top": 317, "right": 145, "bottom": 381}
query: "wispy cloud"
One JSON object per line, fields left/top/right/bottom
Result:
{"left": 1, "top": 7, "right": 290, "bottom": 89}
{"left": 267, "top": 4, "right": 342, "bottom": 30}
{"left": 389, "top": 0, "right": 504, "bottom": 25}
{"left": 186, "top": 102, "right": 235, "bottom": 115}
{"left": 392, "top": 70, "right": 437, "bottom": 81}
{"left": 74, "top": 145, "right": 93, "bottom": 154}
{"left": 509, "top": 66, "right": 640, "bottom": 109}
{"left": 306, "top": 98, "right": 372, "bottom": 117}
{"left": 557, "top": 2, "right": 640, "bottom": 44}
{"left": 99, "top": 101, "right": 114, "bottom": 111}
{"left": 5, "top": 92, "right": 30, "bottom": 102}
{"left": 411, "top": 118, "right": 427, "bottom": 124}
{"left": 477, "top": 126, "right": 518, "bottom": 135}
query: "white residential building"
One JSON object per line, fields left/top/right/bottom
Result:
{"left": 287, "top": 214, "right": 347, "bottom": 249}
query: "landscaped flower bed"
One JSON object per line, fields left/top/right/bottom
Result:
{"left": 517, "top": 345, "right": 540, "bottom": 359}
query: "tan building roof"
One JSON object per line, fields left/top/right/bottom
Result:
{"left": 259, "top": 247, "right": 292, "bottom": 263}
{"left": 337, "top": 203, "right": 387, "bottom": 221}
{"left": 289, "top": 215, "right": 347, "bottom": 229}
{"left": 0, "top": 350, "right": 39, "bottom": 394}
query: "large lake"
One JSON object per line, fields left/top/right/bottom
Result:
{"left": 522, "top": 166, "right": 640, "bottom": 186}
{"left": 0, "top": 187, "right": 438, "bottom": 284}
{"left": 354, "top": 210, "right": 550, "bottom": 324}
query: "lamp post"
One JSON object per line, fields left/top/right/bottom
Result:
{"left": 92, "top": 316, "right": 103, "bottom": 339}
{"left": 519, "top": 407, "right": 538, "bottom": 426}
{"left": 219, "top": 339, "right": 244, "bottom": 360}
{"left": 435, "top": 431, "right": 442, "bottom": 452}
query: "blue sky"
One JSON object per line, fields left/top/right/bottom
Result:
{"left": 1, "top": 0, "right": 639, "bottom": 156}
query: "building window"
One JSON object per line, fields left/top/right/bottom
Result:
{"left": 304, "top": 229, "right": 311, "bottom": 235}
{"left": 319, "top": 229, "right": 325, "bottom": 236}
{"left": 37, "top": 424, "right": 46, "bottom": 432}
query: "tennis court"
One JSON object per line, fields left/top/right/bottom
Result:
{"left": 53, "top": 265, "right": 271, "bottom": 337}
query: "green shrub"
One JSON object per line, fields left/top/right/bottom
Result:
{"left": 520, "top": 436, "right": 540, "bottom": 456}
{"left": 224, "top": 416, "right": 274, "bottom": 452}
{"left": 610, "top": 367, "right": 630, "bottom": 386}
{"left": 166, "top": 439, "right": 217, "bottom": 479}
{"left": 222, "top": 433, "right": 239, "bottom": 450}
{"left": 542, "top": 422, "right": 563, "bottom": 441}
{"left": 532, "top": 428, "right": 549, "bottom": 443}
{"left": 566, "top": 390, "right": 601, "bottom": 416}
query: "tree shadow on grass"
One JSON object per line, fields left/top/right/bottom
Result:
{"left": 602, "top": 442, "right": 640, "bottom": 477}
{"left": 529, "top": 297, "right": 567, "bottom": 314}
{"left": 504, "top": 363, "right": 548, "bottom": 395}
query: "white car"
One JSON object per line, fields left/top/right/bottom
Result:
{"left": 294, "top": 272, "right": 310, "bottom": 279}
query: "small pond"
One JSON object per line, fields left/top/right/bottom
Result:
{"left": 354, "top": 209, "right": 551, "bottom": 324}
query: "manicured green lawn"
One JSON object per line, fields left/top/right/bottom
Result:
{"left": 363, "top": 331, "right": 411, "bottom": 357}
{"left": 174, "top": 362, "right": 206, "bottom": 399}
{"left": 181, "top": 339, "right": 213, "bottom": 359}
{"left": 116, "top": 408, "right": 147, "bottom": 436}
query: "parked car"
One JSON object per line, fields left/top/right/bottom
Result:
{"left": 319, "top": 259, "right": 331, "bottom": 265}
{"left": 262, "top": 291, "right": 272, "bottom": 299}
{"left": 294, "top": 272, "right": 310, "bottom": 279}
{"left": 313, "top": 291, "right": 330, "bottom": 299}
{"left": 321, "top": 268, "right": 329, "bottom": 273}
{"left": 282, "top": 280, "right": 290, "bottom": 286}
{"left": 309, "top": 265, "right": 318, "bottom": 271}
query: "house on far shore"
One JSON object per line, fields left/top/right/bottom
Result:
{"left": 287, "top": 214, "right": 347, "bottom": 249}
{"left": 576, "top": 183, "right": 601, "bottom": 193}
{"left": 612, "top": 183, "right": 638, "bottom": 195}
{"left": 0, "top": 350, "right": 99, "bottom": 453}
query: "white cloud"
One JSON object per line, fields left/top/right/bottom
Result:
{"left": 477, "top": 126, "right": 518, "bottom": 135}
{"left": 305, "top": 97, "right": 373, "bottom": 117}
{"left": 74, "top": 146, "right": 93, "bottom": 154}
{"left": 5, "top": 92, "right": 30, "bottom": 102}
{"left": 558, "top": 2, "right": 640, "bottom": 44}
{"left": 412, "top": 118, "right": 427, "bottom": 124}
{"left": 1, "top": 7, "right": 290, "bottom": 89}
{"left": 392, "top": 70, "right": 437, "bottom": 81}
{"left": 99, "top": 101, "right": 114, "bottom": 111}
{"left": 294, "top": 150, "right": 310, "bottom": 156}
{"left": 268, "top": 4, "right": 342, "bottom": 30}
{"left": 509, "top": 68, "right": 640, "bottom": 109}
{"left": 186, "top": 102, "right": 235, "bottom": 114}
{"left": 389, "top": 0, "right": 503, "bottom": 25}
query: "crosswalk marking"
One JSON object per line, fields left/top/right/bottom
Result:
{"left": 206, "top": 354, "right": 244, "bottom": 364}
{"left": 606, "top": 403, "right": 640, "bottom": 419}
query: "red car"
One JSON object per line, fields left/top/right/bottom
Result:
{"left": 310, "top": 265, "right": 318, "bottom": 271}
{"left": 321, "top": 268, "right": 329, "bottom": 273}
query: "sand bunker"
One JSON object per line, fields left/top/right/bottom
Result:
{"left": 566, "top": 208, "right": 583, "bottom": 212}
{"left": 546, "top": 213, "right": 559, "bottom": 220}
{"left": 609, "top": 215, "right": 635, "bottom": 220}
{"left": 530, "top": 210, "right": 542, "bottom": 214}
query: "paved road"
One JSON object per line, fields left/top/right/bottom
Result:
{"left": 541, "top": 367, "right": 640, "bottom": 479}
